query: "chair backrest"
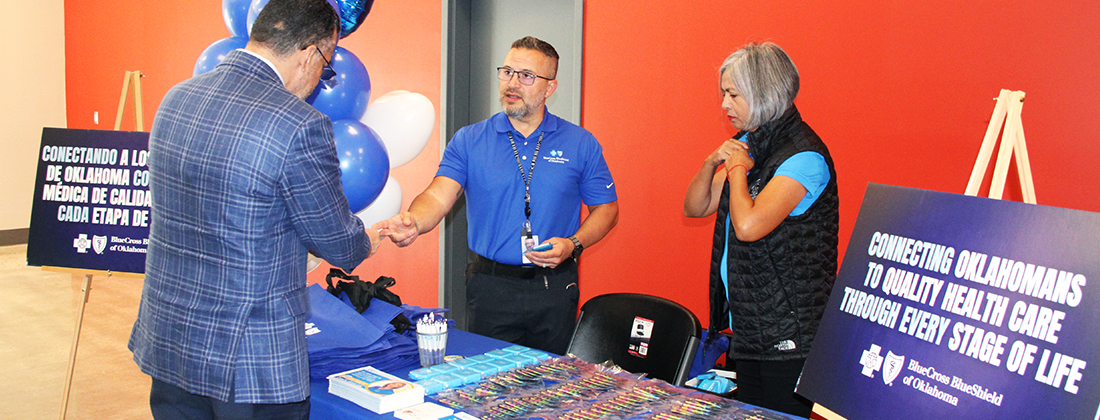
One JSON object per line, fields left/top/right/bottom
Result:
{"left": 567, "top": 293, "right": 702, "bottom": 385}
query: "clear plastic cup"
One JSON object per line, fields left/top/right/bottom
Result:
{"left": 417, "top": 330, "right": 448, "bottom": 367}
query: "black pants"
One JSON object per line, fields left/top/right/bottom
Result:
{"left": 150, "top": 378, "right": 310, "bottom": 420}
{"left": 733, "top": 358, "right": 813, "bottom": 418}
{"left": 466, "top": 258, "right": 580, "bottom": 355}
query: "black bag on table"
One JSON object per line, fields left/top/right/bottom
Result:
{"left": 324, "top": 268, "right": 412, "bottom": 333}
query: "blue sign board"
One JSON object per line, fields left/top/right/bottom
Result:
{"left": 27, "top": 128, "right": 150, "bottom": 274}
{"left": 798, "top": 184, "right": 1100, "bottom": 419}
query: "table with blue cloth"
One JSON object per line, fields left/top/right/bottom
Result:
{"left": 309, "top": 329, "right": 801, "bottom": 420}
{"left": 305, "top": 281, "right": 800, "bottom": 419}
{"left": 310, "top": 328, "right": 511, "bottom": 418}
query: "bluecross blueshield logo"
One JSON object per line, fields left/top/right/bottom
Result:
{"left": 92, "top": 235, "right": 107, "bottom": 254}
{"left": 882, "top": 351, "right": 905, "bottom": 385}
{"left": 860, "top": 344, "right": 884, "bottom": 378}
{"left": 860, "top": 343, "right": 905, "bottom": 386}
{"left": 545, "top": 149, "right": 569, "bottom": 164}
{"left": 73, "top": 234, "right": 92, "bottom": 253}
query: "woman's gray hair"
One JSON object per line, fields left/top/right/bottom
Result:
{"left": 719, "top": 42, "right": 799, "bottom": 130}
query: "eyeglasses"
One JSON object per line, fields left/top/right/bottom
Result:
{"left": 315, "top": 45, "right": 339, "bottom": 89}
{"left": 497, "top": 66, "right": 553, "bottom": 86}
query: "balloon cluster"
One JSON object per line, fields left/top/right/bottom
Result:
{"left": 198, "top": 0, "right": 435, "bottom": 229}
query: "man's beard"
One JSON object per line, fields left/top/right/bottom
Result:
{"left": 504, "top": 105, "right": 532, "bottom": 119}
{"left": 501, "top": 89, "right": 534, "bottom": 119}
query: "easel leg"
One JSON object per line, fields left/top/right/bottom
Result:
{"left": 965, "top": 89, "right": 1011, "bottom": 196}
{"left": 114, "top": 71, "right": 133, "bottom": 131}
{"left": 113, "top": 70, "right": 143, "bottom": 131}
{"left": 988, "top": 91, "right": 1025, "bottom": 200}
{"left": 1008, "top": 98, "right": 1037, "bottom": 204}
{"left": 59, "top": 274, "right": 93, "bottom": 420}
{"left": 965, "top": 90, "right": 1036, "bottom": 204}
{"left": 132, "top": 72, "right": 144, "bottom": 131}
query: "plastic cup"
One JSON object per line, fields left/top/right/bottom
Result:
{"left": 417, "top": 330, "right": 448, "bottom": 367}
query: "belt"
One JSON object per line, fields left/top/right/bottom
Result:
{"left": 468, "top": 252, "right": 577, "bottom": 279}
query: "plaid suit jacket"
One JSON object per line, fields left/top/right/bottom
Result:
{"left": 129, "top": 50, "right": 371, "bottom": 403}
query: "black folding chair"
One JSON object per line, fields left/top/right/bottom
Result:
{"left": 566, "top": 293, "right": 702, "bottom": 385}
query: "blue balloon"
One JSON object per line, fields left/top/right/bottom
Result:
{"left": 245, "top": 0, "right": 269, "bottom": 37}
{"left": 334, "top": 0, "right": 374, "bottom": 38}
{"left": 193, "top": 36, "right": 249, "bottom": 77}
{"left": 332, "top": 120, "right": 389, "bottom": 213}
{"left": 222, "top": 0, "right": 251, "bottom": 37}
{"left": 247, "top": 0, "right": 342, "bottom": 37}
{"left": 306, "top": 47, "right": 371, "bottom": 121}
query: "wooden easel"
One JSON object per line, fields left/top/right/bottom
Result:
{"left": 52, "top": 268, "right": 143, "bottom": 420}
{"left": 114, "top": 71, "right": 145, "bottom": 131}
{"left": 56, "top": 71, "right": 146, "bottom": 420}
{"left": 964, "top": 89, "right": 1037, "bottom": 203}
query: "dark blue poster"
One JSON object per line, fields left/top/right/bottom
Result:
{"left": 27, "top": 128, "right": 150, "bottom": 274}
{"left": 798, "top": 184, "right": 1100, "bottom": 419}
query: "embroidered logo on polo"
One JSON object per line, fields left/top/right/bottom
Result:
{"left": 544, "top": 150, "right": 569, "bottom": 164}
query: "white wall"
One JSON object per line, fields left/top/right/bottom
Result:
{"left": 1, "top": 0, "right": 67, "bottom": 232}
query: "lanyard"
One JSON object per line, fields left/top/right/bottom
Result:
{"left": 507, "top": 131, "right": 544, "bottom": 231}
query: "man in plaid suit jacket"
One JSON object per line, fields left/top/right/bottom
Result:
{"left": 128, "top": 0, "right": 379, "bottom": 417}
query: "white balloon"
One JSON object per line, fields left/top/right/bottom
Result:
{"left": 355, "top": 176, "right": 403, "bottom": 227}
{"left": 361, "top": 91, "right": 435, "bottom": 168}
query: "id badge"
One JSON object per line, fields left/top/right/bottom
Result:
{"left": 520, "top": 234, "right": 540, "bottom": 264}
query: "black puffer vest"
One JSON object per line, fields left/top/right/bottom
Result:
{"left": 707, "top": 106, "right": 838, "bottom": 361}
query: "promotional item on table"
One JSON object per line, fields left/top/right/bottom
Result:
{"left": 417, "top": 312, "right": 449, "bottom": 367}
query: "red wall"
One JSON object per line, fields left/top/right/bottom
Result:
{"left": 65, "top": 1, "right": 223, "bottom": 131}
{"left": 579, "top": 1, "right": 1100, "bottom": 324}
{"left": 66, "top": 1, "right": 1100, "bottom": 327}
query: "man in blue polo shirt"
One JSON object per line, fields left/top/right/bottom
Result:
{"left": 376, "top": 36, "right": 619, "bottom": 354}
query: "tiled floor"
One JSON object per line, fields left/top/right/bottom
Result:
{"left": 1, "top": 244, "right": 151, "bottom": 419}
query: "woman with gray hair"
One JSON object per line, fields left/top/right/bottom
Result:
{"left": 684, "top": 42, "right": 839, "bottom": 417}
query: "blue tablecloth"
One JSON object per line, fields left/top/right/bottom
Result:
{"left": 310, "top": 329, "right": 513, "bottom": 419}
{"left": 310, "top": 329, "right": 799, "bottom": 420}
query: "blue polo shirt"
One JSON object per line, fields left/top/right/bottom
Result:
{"left": 437, "top": 109, "right": 617, "bottom": 265}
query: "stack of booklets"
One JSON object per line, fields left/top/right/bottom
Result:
{"left": 328, "top": 366, "right": 425, "bottom": 413}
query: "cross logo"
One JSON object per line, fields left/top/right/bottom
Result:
{"left": 860, "top": 344, "right": 884, "bottom": 378}
{"left": 73, "top": 234, "right": 92, "bottom": 253}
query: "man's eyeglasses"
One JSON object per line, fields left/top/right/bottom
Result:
{"left": 497, "top": 66, "right": 553, "bottom": 86}
{"left": 315, "top": 45, "right": 338, "bottom": 89}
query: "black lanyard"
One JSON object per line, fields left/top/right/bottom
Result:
{"left": 507, "top": 131, "right": 544, "bottom": 230}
